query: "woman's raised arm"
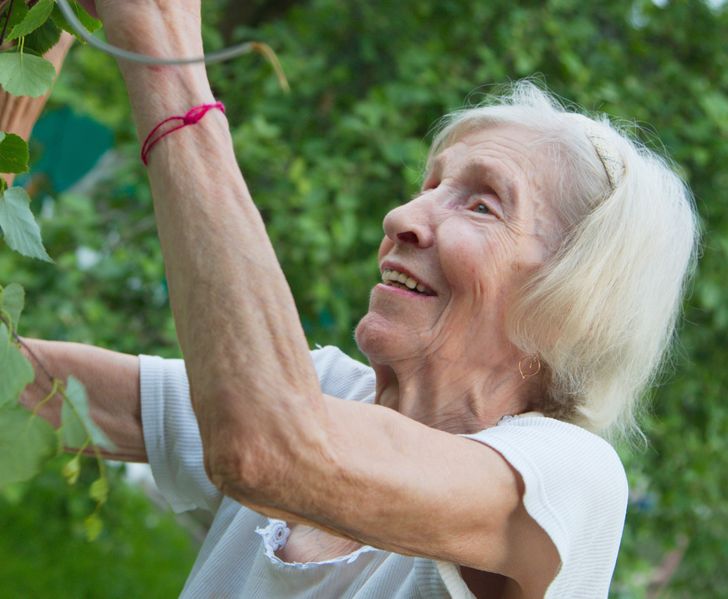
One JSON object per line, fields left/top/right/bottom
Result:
{"left": 91, "top": 0, "right": 324, "bottom": 463}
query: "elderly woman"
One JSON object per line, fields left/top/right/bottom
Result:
{"left": 20, "top": 1, "right": 699, "bottom": 598}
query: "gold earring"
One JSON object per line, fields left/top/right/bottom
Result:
{"left": 518, "top": 355, "right": 541, "bottom": 380}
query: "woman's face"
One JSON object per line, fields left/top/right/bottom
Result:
{"left": 356, "top": 124, "right": 560, "bottom": 370}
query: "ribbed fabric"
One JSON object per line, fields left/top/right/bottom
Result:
{"left": 462, "top": 417, "right": 628, "bottom": 598}
{"left": 139, "top": 346, "right": 627, "bottom": 598}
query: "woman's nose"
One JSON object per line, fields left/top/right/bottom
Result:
{"left": 382, "top": 199, "right": 435, "bottom": 249}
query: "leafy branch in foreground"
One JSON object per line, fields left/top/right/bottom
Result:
{"left": 0, "top": 285, "right": 115, "bottom": 540}
{"left": 0, "top": 1, "right": 100, "bottom": 219}
{"left": 0, "top": 1, "right": 93, "bottom": 519}
{"left": 0, "top": 128, "right": 52, "bottom": 260}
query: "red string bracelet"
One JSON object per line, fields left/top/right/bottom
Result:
{"left": 140, "top": 101, "right": 226, "bottom": 166}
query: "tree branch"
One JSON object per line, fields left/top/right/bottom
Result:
{"left": 646, "top": 535, "right": 689, "bottom": 599}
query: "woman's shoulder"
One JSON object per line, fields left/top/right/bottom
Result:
{"left": 462, "top": 413, "right": 628, "bottom": 516}
{"left": 462, "top": 414, "right": 628, "bottom": 596}
{"left": 493, "top": 412, "right": 623, "bottom": 464}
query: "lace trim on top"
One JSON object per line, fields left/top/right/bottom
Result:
{"left": 255, "top": 519, "right": 378, "bottom": 570}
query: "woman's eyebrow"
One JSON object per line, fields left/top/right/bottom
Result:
{"left": 423, "top": 154, "right": 446, "bottom": 187}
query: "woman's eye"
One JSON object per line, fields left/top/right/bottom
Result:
{"left": 472, "top": 202, "right": 491, "bottom": 214}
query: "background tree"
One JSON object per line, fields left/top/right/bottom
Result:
{"left": 1, "top": 0, "right": 726, "bottom": 596}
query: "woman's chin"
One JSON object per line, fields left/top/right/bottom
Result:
{"left": 354, "top": 312, "right": 420, "bottom": 364}
{"left": 354, "top": 313, "right": 384, "bottom": 359}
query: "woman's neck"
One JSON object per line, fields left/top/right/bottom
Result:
{"left": 372, "top": 355, "right": 534, "bottom": 434}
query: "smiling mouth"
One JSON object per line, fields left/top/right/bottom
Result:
{"left": 381, "top": 269, "right": 436, "bottom": 296}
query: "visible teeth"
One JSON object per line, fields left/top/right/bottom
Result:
{"left": 381, "top": 268, "right": 430, "bottom": 294}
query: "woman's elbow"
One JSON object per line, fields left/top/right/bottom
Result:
{"left": 204, "top": 433, "right": 282, "bottom": 504}
{"left": 200, "top": 391, "right": 327, "bottom": 504}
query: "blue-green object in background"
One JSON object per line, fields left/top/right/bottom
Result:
{"left": 28, "top": 106, "right": 113, "bottom": 192}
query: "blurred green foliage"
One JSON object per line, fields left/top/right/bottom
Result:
{"left": 1, "top": 0, "right": 726, "bottom": 596}
{"left": 0, "top": 458, "right": 197, "bottom": 597}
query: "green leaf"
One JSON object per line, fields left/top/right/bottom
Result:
{"left": 89, "top": 477, "right": 108, "bottom": 504}
{"left": 0, "top": 323, "right": 34, "bottom": 408}
{"left": 51, "top": 2, "right": 101, "bottom": 44}
{"left": 0, "top": 404, "right": 56, "bottom": 487}
{"left": 61, "top": 454, "right": 81, "bottom": 485}
{"left": 25, "top": 18, "right": 63, "bottom": 56}
{"left": 0, "top": 132, "right": 30, "bottom": 174}
{"left": 61, "top": 376, "right": 115, "bottom": 452}
{"left": 3, "top": 1, "right": 29, "bottom": 36}
{"left": 0, "top": 187, "right": 52, "bottom": 262}
{"left": 84, "top": 512, "right": 103, "bottom": 541}
{"left": 6, "top": 0, "right": 55, "bottom": 42}
{"left": 0, "top": 282, "right": 25, "bottom": 328}
{"left": 0, "top": 52, "right": 56, "bottom": 97}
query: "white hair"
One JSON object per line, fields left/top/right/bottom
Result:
{"left": 427, "top": 81, "right": 700, "bottom": 440}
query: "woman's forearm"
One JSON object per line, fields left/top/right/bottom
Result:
{"left": 111, "top": 12, "right": 324, "bottom": 478}
{"left": 19, "top": 338, "right": 144, "bottom": 461}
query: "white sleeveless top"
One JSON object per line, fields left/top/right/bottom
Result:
{"left": 139, "top": 346, "right": 628, "bottom": 598}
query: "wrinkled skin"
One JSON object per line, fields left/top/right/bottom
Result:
{"left": 356, "top": 125, "right": 560, "bottom": 432}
